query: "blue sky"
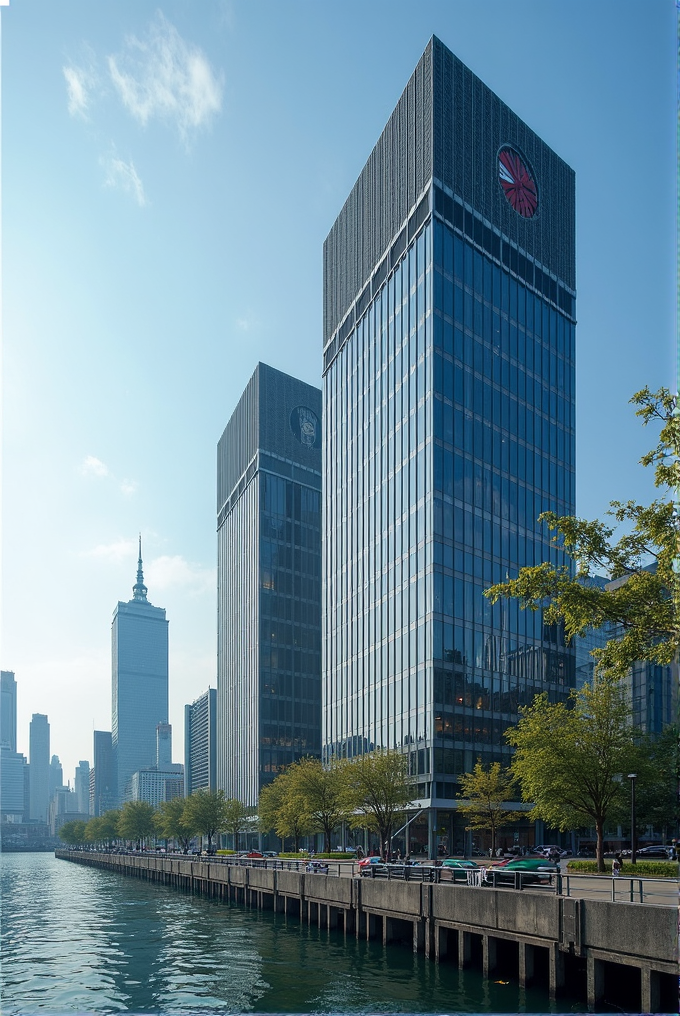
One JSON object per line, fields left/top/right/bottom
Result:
{"left": 2, "top": 1, "right": 676, "bottom": 784}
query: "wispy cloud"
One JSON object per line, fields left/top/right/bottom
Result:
{"left": 146, "top": 555, "right": 215, "bottom": 596}
{"left": 63, "top": 65, "right": 93, "bottom": 118}
{"left": 86, "top": 537, "right": 138, "bottom": 562}
{"left": 101, "top": 153, "right": 146, "bottom": 207}
{"left": 80, "top": 455, "right": 109, "bottom": 477}
{"left": 107, "top": 13, "right": 223, "bottom": 144}
{"left": 236, "top": 316, "right": 259, "bottom": 333}
{"left": 120, "top": 478, "right": 138, "bottom": 496}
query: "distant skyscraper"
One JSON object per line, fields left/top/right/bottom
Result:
{"left": 216, "top": 363, "right": 322, "bottom": 805}
{"left": 91, "top": 731, "right": 115, "bottom": 816}
{"left": 156, "top": 722, "right": 172, "bottom": 768}
{"left": 322, "top": 37, "right": 575, "bottom": 852}
{"left": 29, "top": 713, "right": 50, "bottom": 822}
{"left": 112, "top": 538, "right": 169, "bottom": 805}
{"left": 48, "top": 755, "right": 63, "bottom": 802}
{"left": 129, "top": 768, "right": 183, "bottom": 808}
{"left": 184, "top": 688, "right": 217, "bottom": 796}
{"left": 75, "top": 761, "right": 90, "bottom": 815}
{"left": 1, "top": 671, "right": 17, "bottom": 751}
{"left": 0, "top": 748, "right": 27, "bottom": 819}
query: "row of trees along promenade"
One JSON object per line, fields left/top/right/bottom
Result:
{"left": 61, "top": 389, "right": 679, "bottom": 871}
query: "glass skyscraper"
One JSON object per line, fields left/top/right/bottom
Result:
{"left": 184, "top": 688, "right": 217, "bottom": 796}
{"left": 323, "top": 37, "right": 575, "bottom": 852}
{"left": 111, "top": 540, "right": 169, "bottom": 805}
{"left": 217, "top": 363, "right": 322, "bottom": 806}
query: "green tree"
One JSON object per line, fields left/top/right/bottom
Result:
{"left": 506, "top": 682, "right": 639, "bottom": 871}
{"left": 84, "top": 817, "right": 105, "bottom": 846}
{"left": 59, "top": 820, "right": 88, "bottom": 846}
{"left": 183, "top": 790, "right": 228, "bottom": 851}
{"left": 117, "top": 801, "right": 156, "bottom": 847}
{"left": 343, "top": 750, "right": 413, "bottom": 859}
{"left": 223, "top": 798, "right": 252, "bottom": 852}
{"left": 98, "top": 810, "right": 120, "bottom": 849}
{"left": 157, "top": 797, "right": 196, "bottom": 853}
{"left": 485, "top": 388, "right": 679, "bottom": 678}
{"left": 288, "top": 757, "right": 349, "bottom": 853}
{"left": 258, "top": 772, "right": 313, "bottom": 852}
{"left": 456, "top": 761, "right": 516, "bottom": 857}
{"left": 631, "top": 726, "right": 680, "bottom": 842}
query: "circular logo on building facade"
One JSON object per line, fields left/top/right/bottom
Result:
{"left": 290, "top": 406, "right": 320, "bottom": 449}
{"left": 498, "top": 146, "right": 538, "bottom": 219}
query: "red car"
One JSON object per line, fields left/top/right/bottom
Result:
{"left": 245, "top": 850, "right": 263, "bottom": 858}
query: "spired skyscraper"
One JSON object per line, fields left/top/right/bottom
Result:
{"left": 322, "top": 37, "right": 575, "bottom": 852}
{"left": 217, "top": 363, "right": 322, "bottom": 806}
{"left": 112, "top": 539, "right": 169, "bottom": 805}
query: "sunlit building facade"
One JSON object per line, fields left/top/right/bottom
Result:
{"left": 322, "top": 36, "right": 576, "bottom": 851}
{"left": 217, "top": 364, "right": 322, "bottom": 806}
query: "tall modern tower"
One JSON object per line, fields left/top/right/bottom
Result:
{"left": 323, "top": 37, "right": 575, "bottom": 852}
{"left": 112, "top": 539, "right": 169, "bottom": 805}
{"left": 184, "top": 688, "right": 217, "bottom": 797}
{"left": 91, "top": 730, "right": 115, "bottom": 816}
{"left": 1, "top": 671, "right": 17, "bottom": 750}
{"left": 216, "top": 363, "right": 322, "bottom": 806}
{"left": 29, "top": 713, "right": 50, "bottom": 822}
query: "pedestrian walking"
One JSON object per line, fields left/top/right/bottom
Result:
{"left": 612, "top": 854, "right": 622, "bottom": 877}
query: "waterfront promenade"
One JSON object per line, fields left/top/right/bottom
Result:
{"left": 57, "top": 849, "right": 677, "bottom": 1013}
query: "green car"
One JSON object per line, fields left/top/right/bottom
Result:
{"left": 441, "top": 858, "right": 483, "bottom": 883}
{"left": 485, "top": 857, "right": 559, "bottom": 886}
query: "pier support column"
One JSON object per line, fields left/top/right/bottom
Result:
{"left": 435, "top": 924, "right": 449, "bottom": 962}
{"left": 548, "top": 944, "right": 565, "bottom": 998}
{"left": 640, "top": 967, "right": 660, "bottom": 1014}
{"left": 327, "top": 906, "right": 337, "bottom": 930}
{"left": 458, "top": 930, "right": 471, "bottom": 969}
{"left": 519, "top": 943, "right": 535, "bottom": 988}
{"left": 413, "top": 918, "right": 425, "bottom": 954}
{"left": 586, "top": 954, "right": 605, "bottom": 1009}
{"left": 482, "top": 936, "right": 497, "bottom": 979}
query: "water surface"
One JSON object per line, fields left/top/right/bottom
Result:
{"left": 1, "top": 853, "right": 580, "bottom": 1014}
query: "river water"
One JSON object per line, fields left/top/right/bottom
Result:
{"left": 1, "top": 853, "right": 580, "bottom": 1014}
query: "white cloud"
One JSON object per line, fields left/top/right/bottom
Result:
{"left": 85, "top": 537, "right": 138, "bottom": 562}
{"left": 107, "top": 13, "right": 223, "bottom": 143}
{"left": 80, "top": 455, "right": 109, "bottom": 477}
{"left": 120, "top": 478, "right": 138, "bottom": 496}
{"left": 236, "top": 316, "right": 259, "bottom": 333}
{"left": 102, "top": 154, "right": 146, "bottom": 207}
{"left": 63, "top": 65, "right": 92, "bottom": 118}
{"left": 146, "top": 555, "right": 215, "bottom": 596}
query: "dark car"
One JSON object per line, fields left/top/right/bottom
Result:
{"left": 635, "top": 845, "right": 674, "bottom": 859}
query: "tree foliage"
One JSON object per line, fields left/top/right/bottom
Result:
{"left": 117, "top": 800, "right": 156, "bottom": 846}
{"left": 287, "top": 757, "right": 349, "bottom": 853}
{"left": 343, "top": 750, "right": 413, "bottom": 859}
{"left": 222, "top": 798, "right": 252, "bottom": 851}
{"left": 506, "top": 682, "right": 639, "bottom": 870}
{"left": 258, "top": 771, "right": 313, "bottom": 851}
{"left": 485, "top": 388, "right": 679, "bottom": 677}
{"left": 59, "top": 820, "right": 89, "bottom": 846}
{"left": 183, "top": 790, "right": 228, "bottom": 850}
{"left": 456, "top": 761, "right": 516, "bottom": 855}
{"left": 157, "top": 797, "right": 196, "bottom": 853}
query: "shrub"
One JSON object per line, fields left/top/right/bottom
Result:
{"left": 567, "top": 860, "right": 678, "bottom": 878}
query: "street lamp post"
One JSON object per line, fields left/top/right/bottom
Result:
{"left": 627, "top": 773, "right": 637, "bottom": 865}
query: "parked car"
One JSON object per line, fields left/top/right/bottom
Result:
{"left": 529, "top": 844, "right": 568, "bottom": 858}
{"left": 262, "top": 851, "right": 278, "bottom": 858}
{"left": 635, "top": 845, "right": 675, "bottom": 859}
{"left": 358, "top": 856, "right": 384, "bottom": 871}
{"left": 245, "top": 850, "right": 263, "bottom": 858}
{"left": 441, "top": 858, "right": 483, "bottom": 882}
{"left": 305, "top": 860, "right": 329, "bottom": 873}
{"left": 576, "top": 846, "right": 596, "bottom": 858}
{"left": 486, "top": 857, "right": 559, "bottom": 885}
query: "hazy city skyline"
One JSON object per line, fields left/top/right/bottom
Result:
{"left": 3, "top": 1, "right": 675, "bottom": 782}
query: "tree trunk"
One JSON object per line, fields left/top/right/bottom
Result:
{"left": 595, "top": 817, "right": 605, "bottom": 873}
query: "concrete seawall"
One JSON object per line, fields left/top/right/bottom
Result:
{"left": 56, "top": 850, "right": 677, "bottom": 1012}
